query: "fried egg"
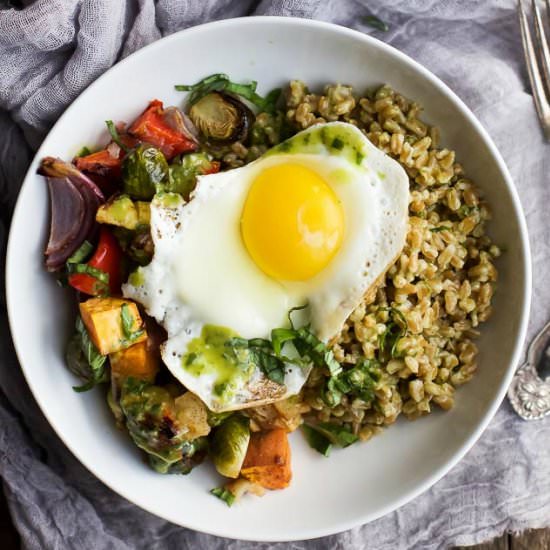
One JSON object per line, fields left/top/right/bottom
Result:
{"left": 123, "top": 122, "right": 409, "bottom": 411}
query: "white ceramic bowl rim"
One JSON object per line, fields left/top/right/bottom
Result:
{"left": 6, "top": 16, "right": 532, "bottom": 542}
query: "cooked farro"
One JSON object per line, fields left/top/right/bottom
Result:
{"left": 235, "top": 80, "right": 499, "bottom": 440}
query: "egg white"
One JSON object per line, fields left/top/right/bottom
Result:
{"left": 123, "top": 122, "right": 409, "bottom": 411}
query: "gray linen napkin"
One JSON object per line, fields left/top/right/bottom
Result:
{"left": 1, "top": 1, "right": 549, "bottom": 548}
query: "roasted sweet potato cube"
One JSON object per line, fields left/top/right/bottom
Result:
{"left": 79, "top": 297, "right": 146, "bottom": 355}
{"left": 109, "top": 339, "right": 159, "bottom": 382}
{"left": 241, "top": 428, "right": 292, "bottom": 490}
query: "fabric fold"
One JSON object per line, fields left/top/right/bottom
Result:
{"left": 0, "top": 1, "right": 548, "bottom": 549}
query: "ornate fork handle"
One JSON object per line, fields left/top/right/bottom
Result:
{"left": 508, "top": 321, "right": 550, "bottom": 420}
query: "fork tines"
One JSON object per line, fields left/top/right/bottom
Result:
{"left": 518, "top": 0, "right": 550, "bottom": 138}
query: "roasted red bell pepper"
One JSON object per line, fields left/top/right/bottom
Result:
{"left": 69, "top": 227, "right": 123, "bottom": 296}
{"left": 128, "top": 99, "right": 198, "bottom": 160}
{"left": 74, "top": 134, "right": 138, "bottom": 179}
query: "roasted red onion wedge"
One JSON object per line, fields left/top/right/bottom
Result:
{"left": 163, "top": 106, "right": 200, "bottom": 144}
{"left": 38, "top": 157, "right": 105, "bottom": 271}
{"left": 44, "top": 178, "right": 85, "bottom": 256}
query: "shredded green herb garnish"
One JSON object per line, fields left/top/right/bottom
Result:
{"left": 66, "top": 261, "right": 110, "bottom": 295}
{"left": 323, "top": 358, "right": 381, "bottom": 407}
{"left": 210, "top": 487, "right": 236, "bottom": 506}
{"left": 363, "top": 15, "right": 390, "bottom": 32}
{"left": 315, "top": 422, "right": 359, "bottom": 447}
{"left": 301, "top": 425, "right": 332, "bottom": 457}
{"left": 175, "top": 73, "right": 281, "bottom": 113}
{"left": 430, "top": 226, "right": 452, "bottom": 233}
{"left": 105, "top": 120, "right": 130, "bottom": 153}
{"left": 71, "top": 316, "right": 108, "bottom": 392}
{"left": 120, "top": 303, "right": 145, "bottom": 346}
{"left": 378, "top": 307, "right": 408, "bottom": 359}
{"left": 67, "top": 240, "right": 94, "bottom": 264}
{"left": 225, "top": 305, "right": 340, "bottom": 385}
{"left": 227, "top": 337, "right": 286, "bottom": 384}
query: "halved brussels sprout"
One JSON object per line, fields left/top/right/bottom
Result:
{"left": 122, "top": 144, "right": 168, "bottom": 200}
{"left": 210, "top": 414, "right": 250, "bottom": 478}
{"left": 167, "top": 152, "right": 219, "bottom": 199}
{"left": 189, "top": 92, "right": 254, "bottom": 143}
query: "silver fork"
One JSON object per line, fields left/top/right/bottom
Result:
{"left": 507, "top": 2, "right": 550, "bottom": 420}
{"left": 518, "top": 0, "right": 550, "bottom": 138}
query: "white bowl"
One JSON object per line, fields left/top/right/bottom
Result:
{"left": 6, "top": 17, "right": 531, "bottom": 541}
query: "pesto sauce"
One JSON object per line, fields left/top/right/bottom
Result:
{"left": 267, "top": 123, "right": 368, "bottom": 166}
{"left": 182, "top": 325, "right": 253, "bottom": 402}
{"left": 127, "top": 268, "right": 145, "bottom": 287}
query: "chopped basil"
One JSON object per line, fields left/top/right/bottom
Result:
{"left": 292, "top": 326, "right": 341, "bottom": 377}
{"left": 226, "top": 304, "right": 343, "bottom": 386}
{"left": 120, "top": 303, "right": 145, "bottom": 346}
{"left": 378, "top": 307, "right": 408, "bottom": 359}
{"left": 301, "top": 425, "right": 332, "bottom": 457}
{"left": 68, "top": 316, "right": 108, "bottom": 392}
{"left": 227, "top": 337, "right": 286, "bottom": 384}
{"left": 315, "top": 422, "right": 359, "bottom": 448}
{"left": 66, "top": 240, "right": 94, "bottom": 265}
{"left": 66, "top": 262, "right": 110, "bottom": 295}
{"left": 323, "top": 358, "right": 381, "bottom": 407}
{"left": 176, "top": 73, "right": 281, "bottom": 113}
{"left": 210, "top": 487, "right": 236, "bottom": 507}
{"left": 363, "top": 15, "right": 390, "bottom": 32}
{"left": 430, "top": 225, "right": 452, "bottom": 233}
{"left": 105, "top": 120, "right": 130, "bottom": 153}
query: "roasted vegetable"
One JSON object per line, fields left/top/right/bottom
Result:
{"left": 176, "top": 73, "right": 281, "bottom": 113}
{"left": 120, "top": 377, "right": 206, "bottom": 473}
{"left": 241, "top": 428, "right": 291, "bottom": 489}
{"left": 148, "top": 437, "right": 208, "bottom": 474}
{"left": 65, "top": 316, "right": 109, "bottom": 392}
{"left": 67, "top": 227, "right": 123, "bottom": 296}
{"left": 112, "top": 226, "right": 154, "bottom": 266}
{"left": 128, "top": 99, "right": 198, "bottom": 159}
{"left": 79, "top": 297, "right": 146, "bottom": 355}
{"left": 96, "top": 195, "right": 150, "bottom": 230}
{"left": 210, "top": 415, "right": 250, "bottom": 479}
{"left": 174, "top": 392, "right": 211, "bottom": 441}
{"left": 189, "top": 92, "right": 254, "bottom": 143}
{"left": 122, "top": 144, "right": 168, "bottom": 200}
{"left": 74, "top": 130, "right": 138, "bottom": 178}
{"left": 166, "top": 153, "right": 220, "bottom": 198}
{"left": 38, "top": 157, "right": 104, "bottom": 271}
{"left": 109, "top": 339, "right": 159, "bottom": 383}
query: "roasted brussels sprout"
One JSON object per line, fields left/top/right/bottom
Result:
{"left": 148, "top": 437, "right": 208, "bottom": 474}
{"left": 207, "top": 410, "right": 234, "bottom": 428}
{"left": 112, "top": 226, "right": 154, "bottom": 266}
{"left": 166, "top": 152, "right": 219, "bottom": 199}
{"left": 122, "top": 144, "right": 168, "bottom": 200}
{"left": 189, "top": 92, "right": 254, "bottom": 143}
{"left": 210, "top": 414, "right": 250, "bottom": 478}
{"left": 120, "top": 377, "right": 207, "bottom": 474}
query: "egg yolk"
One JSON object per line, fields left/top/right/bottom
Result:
{"left": 241, "top": 163, "right": 344, "bottom": 281}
